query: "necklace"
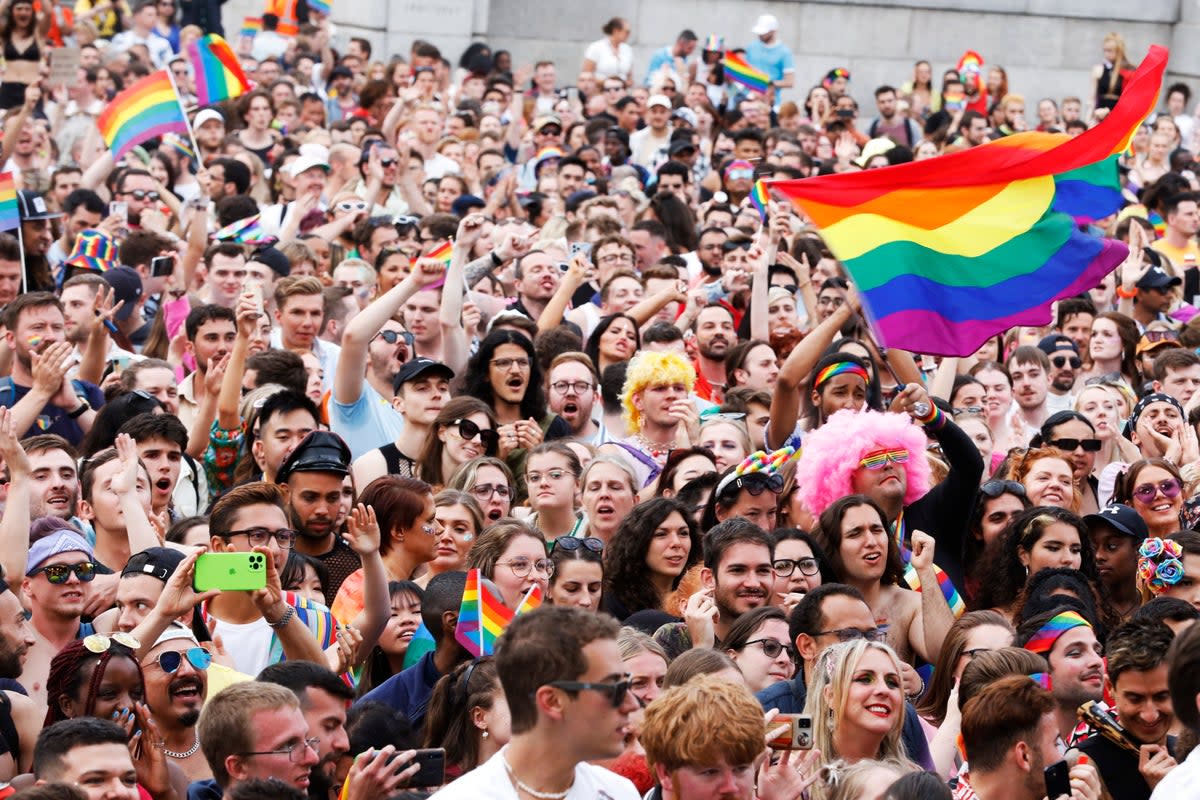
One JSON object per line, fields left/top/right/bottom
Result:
{"left": 162, "top": 733, "right": 201, "bottom": 759}
{"left": 501, "top": 752, "right": 572, "bottom": 800}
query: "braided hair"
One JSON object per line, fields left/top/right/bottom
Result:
{"left": 44, "top": 639, "right": 145, "bottom": 727}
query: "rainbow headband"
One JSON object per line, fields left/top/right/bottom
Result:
{"left": 716, "top": 446, "right": 799, "bottom": 495}
{"left": 815, "top": 361, "right": 869, "bottom": 389}
{"left": 1137, "top": 537, "right": 1185, "bottom": 595}
{"left": 1023, "top": 611, "right": 1091, "bottom": 656}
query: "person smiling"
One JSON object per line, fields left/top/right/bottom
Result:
{"left": 1114, "top": 458, "right": 1186, "bottom": 539}
{"left": 1007, "top": 447, "right": 1079, "bottom": 512}
{"left": 722, "top": 606, "right": 796, "bottom": 693}
{"left": 602, "top": 497, "right": 700, "bottom": 620}
{"left": 1016, "top": 607, "right": 1106, "bottom": 742}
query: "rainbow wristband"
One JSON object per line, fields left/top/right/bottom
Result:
{"left": 915, "top": 402, "right": 946, "bottom": 430}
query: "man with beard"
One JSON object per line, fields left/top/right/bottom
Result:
{"left": 111, "top": 170, "right": 162, "bottom": 230}
{"left": 691, "top": 303, "right": 735, "bottom": 403}
{"left": 0, "top": 582, "right": 41, "bottom": 773}
{"left": 258, "top": 661, "right": 355, "bottom": 800}
{"left": 48, "top": 190, "right": 105, "bottom": 274}
{"left": 960, "top": 675, "right": 1101, "bottom": 800}
{"left": 695, "top": 227, "right": 728, "bottom": 284}
{"left": 0, "top": 293, "right": 102, "bottom": 445}
{"left": 1006, "top": 346, "right": 1051, "bottom": 433}
{"left": 1128, "top": 392, "right": 1186, "bottom": 461}
{"left": 546, "top": 353, "right": 605, "bottom": 444}
{"left": 351, "top": 358, "right": 452, "bottom": 488}
{"left": 331, "top": 258, "right": 445, "bottom": 460}
{"left": 1016, "top": 607, "right": 1107, "bottom": 742}
{"left": 1038, "top": 335, "right": 1081, "bottom": 413}
{"left": 272, "top": 277, "right": 340, "bottom": 394}
{"left": 277, "top": 431, "right": 361, "bottom": 602}
{"left": 17, "top": 191, "right": 61, "bottom": 293}
{"left": 140, "top": 625, "right": 212, "bottom": 782}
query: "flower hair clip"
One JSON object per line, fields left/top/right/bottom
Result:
{"left": 1137, "top": 537, "right": 1185, "bottom": 595}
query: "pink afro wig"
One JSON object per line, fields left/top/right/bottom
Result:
{"left": 794, "top": 409, "right": 932, "bottom": 517}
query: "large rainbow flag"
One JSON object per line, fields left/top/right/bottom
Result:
{"left": 769, "top": 45, "right": 1168, "bottom": 357}
{"left": 96, "top": 71, "right": 189, "bottom": 162}
{"left": 186, "top": 34, "right": 250, "bottom": 107}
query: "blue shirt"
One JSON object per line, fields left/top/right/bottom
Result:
{"left": 0, "top": 377, "right": 105, "bottom": 446}
{"left": 329, "top": 381, "right": 406, "bottom": 460}
{"left": 356, "top": 650, "right": 445, "bottom": 730}
{"left": 743, "top": 39, "right": 795, "bottom": 109}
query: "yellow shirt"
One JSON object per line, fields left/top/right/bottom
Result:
{"left": 1150, "top": 238, "right": 1199, "bottom": 273}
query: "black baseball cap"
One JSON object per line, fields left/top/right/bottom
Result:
{"left": 122, "top": 546, "right": 186, "bottom": 581}
{"left": 276, "top": 430, "right": 352, "bottom": 482}
{"left": 1037, "top": 334, "right": 1078, "bottom": 356}
{"left": 392, "top": 357, "right": 454, "bottom": 395}
{"left": 1084, "top": 503, "right": 1149, "bottom": 540}
{"left": 17, "top": 190, "right": 63, "bottom": 221}
{"left": 1138, "top": 265, "right": 1183, "bottom": 291}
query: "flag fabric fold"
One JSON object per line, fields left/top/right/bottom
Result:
{"left": 186, "top": 33, "right": 251, "bottom": 107}
{"left": 96, "top": 71, "right": 189, "bottom": 162}
{"left": 768, "top": 45, "right": 1168, "bottom": 356}
{"left": 722, "top": 52, "right": 770, "bottom": 95}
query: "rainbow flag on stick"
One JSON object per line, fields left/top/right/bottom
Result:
{"left": 768, "top": 45, "right": 1167, "bottom": 357}
{"left": 750, "top": 179, "right": 769, "bottom": 221}
{"left": 722, "top": 52, "right": 770, "bottom": 95}
{"left": 0, "top": 173, "right": 18, "bottom": 232}
{"left": 515, "top": 584, "right": 542, "bottom": 616}
{"left": 97, "top": 71, "right": 189, "bottom": 162}
{"left": 427, "top": 240, "right": 453, "bottom": 267}
{"left": 454, "top": 569, "right": 514, "bottom": 657}
{"left": 187, "top": 34, "right": 250, "bottom": 107}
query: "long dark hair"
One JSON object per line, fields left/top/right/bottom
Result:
{"left": 814, "top": 495, "right": 905, "bottom": 586}
{"left": 416, "top": 397, "right": 497, "bottom": 487}
{"left": 357, "top": 581, "right": 424, "bottom": 696}
{"left": 604, "top": 497, "right": 699, "bottom": 617}
{"left": 463, "top": 330, "right": 548, "bottom": 421}
{"left": 585, "top": 313, "right": 640, "bottom": 374}
{"left": 974, "top": 506, "right": 1099, "bottom": 611}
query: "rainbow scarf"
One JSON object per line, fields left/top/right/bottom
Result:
{"left": 722, "top": 51, "right": 770, "bottom": 95}
{"left": 769, "top": 46, "right": 1167, "bottom": 357}
{"left": 0, "top": 172, "right": 17, "bottom": 233}
{"left": 894, "top": 512, "right": 965, "bottom": 618}
{"left": 750, "top": 179, "right": 770, "bottom": 221}
{"left": 186, "top": 33, "right": 250, "bottom": 107}
{"left": 1023, "top": 610, "right": 1091, "bottom": 655}
{"left": 96, "top": 70, "right": 189, "bottom": 162}
{"left": 213, "top": 214, "right": 272, "bottom": 245}
{"left": 814, "top": 360, "right": 870, "bottom": 389}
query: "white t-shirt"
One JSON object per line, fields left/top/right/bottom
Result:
{"left": 1152, "top": 740, "right": 1200, "bottom": 799}
{"left": 430, "top": 748, "right": 638, "bottom": 800}
{"left": 211, "top": 615, "right": 272, "bottom": 676}
{"left": 583, "top": 38, "right": 633, "bottom": 81}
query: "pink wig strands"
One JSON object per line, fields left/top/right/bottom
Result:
{"left": 794, "top": 409, "right": 932, "bottom": 517}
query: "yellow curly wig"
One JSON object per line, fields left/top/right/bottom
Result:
{"left": 620, "top": 351, "right": 696, "bottom": 433}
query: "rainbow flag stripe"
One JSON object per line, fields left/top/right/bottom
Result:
{"left": 722, "top": 52, "right": 770, "bottom": 95}
{"left": 1023, "top": 611, "right": 1091, "bottom": 655}
{"left": 894, "top": 511, "right": 965, "bottom": 618}
{"left": 428, "top": 240, "right": 453, "bottom": 266}
{"left": 240, "top": 16, "right": 298, "bottom": 36}
{"left": 454, "top": 569, "right": 515, "bottom": 657}
{"left": 187, "top": 34, "right": 250, "bottom": 107}
{"left": 96, "top": 70, "right": 189, "bottom": 162}
{"left": 750, "top": 179, "right": 770, "bottom": 221}
{"left": 769, "top": 45, "right": 1167, "bottom": 357}
{"left": 0, "top": 172, "right": 17, "bottom": 232}
{"left": 307, "top": 0, "right": 331, "bottom": 15}
{"left": 515, "top": 584, "right": 542, "bottom": 616}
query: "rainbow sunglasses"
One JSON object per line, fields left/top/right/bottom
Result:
{"left": 859, "top": 448, "right": 909, "bottom": 471}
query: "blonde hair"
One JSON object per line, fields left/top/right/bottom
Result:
{"left": 803, "top": 640, "right": 911, "bottom": 800}
{"left": 826, "top": 757, "right": 915, "bottom": 800}
{"left": 621, "top": 351, "right": 696, "bottom": 433}
{"left": 273, "top": 275, "right": 324, "bottom": 310}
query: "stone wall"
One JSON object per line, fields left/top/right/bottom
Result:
{"left": 224, "top": 0, "right": 1191, "bottom": 111}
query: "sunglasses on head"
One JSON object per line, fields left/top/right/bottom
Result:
{"left": 980, "top": 479, "right": 1026, "bottom": 498}
{"left": 83, "top": 632, "right": 140, "bottom": 653}
{"left": 549, "top": 536, "right": 604, "bottom": 554}
{"left": 722, "top": 240, "right": 752, "bottom": 252}
{"left": 32, "top": 561, "right": 97, "bottom": 584}
{"left": 1133, "top": 478, "right": 1182, "bottom": 503}
{"left": 148, "top": 647, "right": 212, "bottom": 673}
{"left": 1048, "top": 437, "right": 1102, "bottom": 453}
{"left": 725, "top": 472, "right": 784, "bottom": 496}
{"left": 1051, "top": 355, "right": 1083, "bottom": 369}
{"left": 453, "top": 418, "right": 499, "bottom": 453}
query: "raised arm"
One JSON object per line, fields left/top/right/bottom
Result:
{"left": 341, "top": 505, "right": 389, "bottom": 662}
{"left": 111, "top": 433, "right": 164, "bottom": 552}
{"left": 907, "top": 530, "right": 955, "bottom": 663}
{"left": 439, "top": 215, "right": 483, "bottom": 375}
{"left": 538, "top": 255, "right": 587, "bottom": 334}
{"left": 0, "top": 408, "right": 31, "bottom": 591}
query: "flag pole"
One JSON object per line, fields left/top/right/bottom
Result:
{"left": 163, "top": 65, "right": 203, "bottom": 168}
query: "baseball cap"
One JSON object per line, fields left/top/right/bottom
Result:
{"left": 250, "top": 245, "right": 291, "bottom": 278}
{"left": 672, "top": 107, "right": 698, "bottom": 127}
{"left": 668, "top": 139, "right": 696, "bottom": 156}
{"left": 751, "top": 13, "right": 779, "bottom": 35}
{"left": 276, "top": 430, "right": 352, "bottom": 482}
{"left": 1084, "top": 503, "right": 1149, "bottom": 540}
{"left": 451, "top": 194, "right": 486, "bottom": 217}
{"left": 102, "top": 266, "right": 143, "bottom": 321}
{"left": 122, "top": 546, "right": 186, "bottom": 581}
{"left": 152, "top": 621, "right": 200, "bottom": 648}
{"left": 532, "top": 115, "right": 562, "bottom": 133}
{"left": 26, "top": 529, "right": 93, "bottom": 575}
{"left": 1037, "top": 334, "right": 1078, "bottom": 357}
{"left": 1137, "top": 265, "right": 1183, "bottom": 291}
{"left": 647, "top": 94, "right": 671, "bottom": 110}
{"left": 392, "top": 357, "right": 455, "bottom": 394}
{"left": 17, "top": 191, "right": 63, "bottom": 222}
{"left": 854, "top": 138, "right": 895, "bottom": 168}
{"left": 193, "top": 109, "right": 224, "bottom": 129}
{"left": 285, "top": 153, "right": 331, "bottom": 177}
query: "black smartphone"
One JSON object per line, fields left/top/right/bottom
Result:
{"left": 1044, "top": 760, "right": 1071, "bottom": 799}
{"left": 408, "top": 748, "right": 446, "bottom": 788}
{"left": 150, "top": 255, "right": 174, "bottom": 278}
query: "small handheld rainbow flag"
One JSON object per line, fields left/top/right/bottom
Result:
{"left": 187, "top": 34, "right": 250, "bottom": 107}
{"left": 454, "top": 569, "right": 515, "bottom": 657}
{"left": 515, "top": 584, "right": 542, "bottom": 616}
{"left": 240, "top": 16, "right": 298, "bottom": 36}
{"left": 750, "top": 179, "right": 769, "bottom": 221}
{"left": 0, "top": 172, "right": 18, "bottom": 232}
{"left": 97, "top": 71, "right": 189, "bottom": 162}
{"left": 427, "top": 240, "right": 453, "bottom": 267}
{"left": 213, "top": 213, "right": 272, "bottom": 245}
{"left": 722, "top": 52, "right": 770, "bottom": 95}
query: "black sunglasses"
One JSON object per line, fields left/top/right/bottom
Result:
{"left": 980, "top": 479, "right": 1026, "bottom": 498}
{"left": 547, "top": 678, "right": 632, "bottom": 708}
{"left": 377, "top": 329, "right": 415, "bottom": 348}
{"left": 453, "top": 418, "right": 500, "bottom": 454}
{"left": 121, "top": 189, "right": 160, "bottom": 201}
{"left": 722, "top": 240, "right": 752, "bottom": 252}
{"left": 549, "top": 536, "right": 604, "bottom": 554}
{"left": 31, "top": 561, "right": 97, "bottom": 584}
{"left": 725, "top": 472, "right": 784, "bottom": 496}
{"left": 1050, "top": 355, "right": 1083, "bottom": 369}
{"left": 1048, "top": 437, "right": 1102, "bottom": 453}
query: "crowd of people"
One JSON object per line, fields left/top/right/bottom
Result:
{"left": 0, "top": 2, "right": 1199, "bottom": 799}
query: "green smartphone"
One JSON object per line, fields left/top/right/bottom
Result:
{"left": 193, "top": 552, "right": 267, "bottom": 592}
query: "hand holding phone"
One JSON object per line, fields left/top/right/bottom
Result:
{"left": 1043, "top": 760, "right": 1071, "bottom": 799}
{"left": 193, "top": 552, "right": 267, "bottom": 592}
{"left": 766, "top": 714, "right": 813, "bottom": 751}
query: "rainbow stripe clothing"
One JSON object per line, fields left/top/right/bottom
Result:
{"left": 1023, "top": 610, "right": 1090, "bottom": 655}
{"left": 894, "top": 512, "right": 966, "bottom": 618}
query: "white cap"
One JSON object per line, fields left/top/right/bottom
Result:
{"left": 647, "top": 94, "right": 672, "bottom": 109}
{"left": 751, "top": 13, "right": 779, "bottom": 35}
{"left": 193, "top": 108, "right": 224, "bottom": 128}
{"left": 152, "top": 622, "right": 200, "bottom": 648}
{"left": 285, "top": 153, "right": 331, "bottom": 177}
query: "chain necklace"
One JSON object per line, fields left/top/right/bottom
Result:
{"left": 162, "top": 733, "right": 201, "bottom": 759}
{"left": 501, "top": 751, "right": 572, "bottom": 800}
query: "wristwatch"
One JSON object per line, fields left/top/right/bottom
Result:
{"left": 66, "top": 399, "right": 90, "bottom": 419}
